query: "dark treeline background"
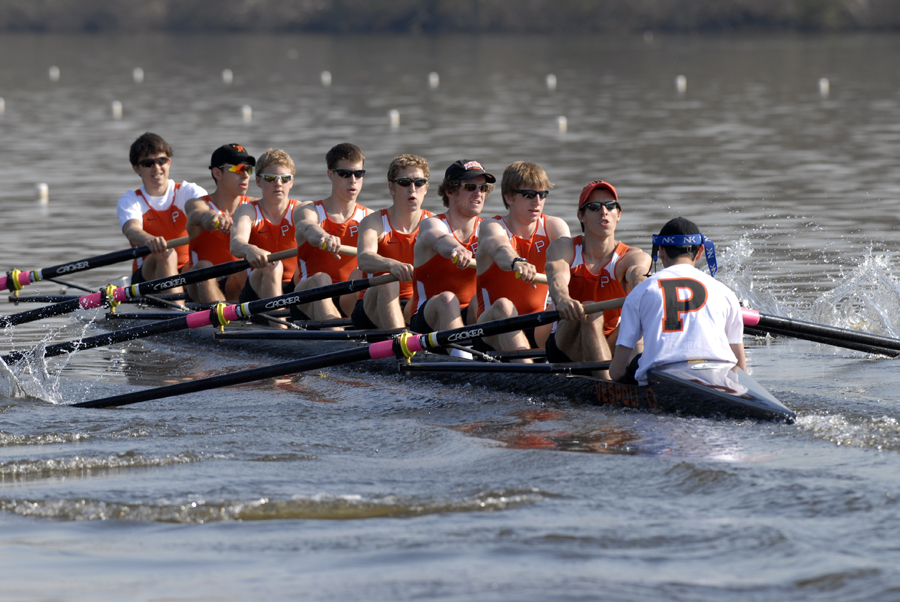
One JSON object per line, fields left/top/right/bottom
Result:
{"left": 3, "top": 0, "right": 899, "bottom": 33}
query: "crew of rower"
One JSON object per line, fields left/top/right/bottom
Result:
{"left": 117, "top": 132, "right": 743, "bottom": 384}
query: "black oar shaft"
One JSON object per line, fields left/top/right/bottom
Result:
{"left": 753, "top": 312, "right": 900, "bottom": 353}
{"left": 744, "top": 324, "right": 900, "bottom": 357}
{"left": 74, "top": 346, "right": 374, "bottom": 408}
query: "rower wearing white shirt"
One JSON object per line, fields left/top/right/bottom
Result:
{"left": 609, "top": 217, "right": 746, "bottom": 385}
{"left": 117, "top": 132, "right": 207, "bottom": 290}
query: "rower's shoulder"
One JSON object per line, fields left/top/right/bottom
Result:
{"left": 543, "top": 214, "right": 571, "bottom": 238}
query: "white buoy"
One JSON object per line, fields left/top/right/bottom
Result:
{"left": 48, "top": 66, "right": 60, "bottom": 82}
{"left": 321, "top": 70, "right": 332, "bottom": 86}
{"left": 428, "top": 72, "right": 440, "bottom": 89}
{"left": 36, "top": 183, "right": 49, "bottom": 203}
{"left": 546, "top": 73, "right": 557, "bottom": 91}
{"left": 111, "top": 100, "right": 123, "bottom": 119}
{"left": 819, "top": 77, "right": 830, "bottom": 98}
{"left": 388, "top": 109, "right": 400, "bottom": 128}
{"left": 242, "top": 105, "right": 252, "bottom": 123}
{"left": 676, "top": 74, "right": 687, "bottom": 94}
{"left": 557, "top": 115, "right": 568, "bottom": 133}
{"left": 222, "top": 69, "right": 234, "bottom": 84}
{"left": 133, "top": 67, "right": 144, "bottom": 83}
{"left": 644, "top": 31, "right": 654, "bottom": 44}
{"left": 0, "top": 97, "right": 5, "bottom": 114}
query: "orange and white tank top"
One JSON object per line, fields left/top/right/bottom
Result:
{"left": 133, "top": 183, "right": 187, "bottom": 272}
{"left": 567, "top": 237, "right": 629, "bottom": 336}
{"left": 411, "top": 214, "right": 483, "bottom": 313}
{"left": 247, "top": 199, "right": 300, "bottom": 282}
{"left": 296, "top": 200, "right": 370, "bottom": 284}
{"left": 189, "top": 195, "right": 251, "bottom": 267}
{"left": 361, "top": 208, "right": 433, "bottom": 301}
{"left": 476, "top": 214, "right": 551, "bottom": 318}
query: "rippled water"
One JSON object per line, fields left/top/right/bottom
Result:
{"left": 2, "top": 32, "right": 900, "bottom": 601}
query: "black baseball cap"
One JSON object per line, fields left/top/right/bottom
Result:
{"left": 210, "top": 144, "right": 255, "bottom": 169}
{"left": 444, "top": 160, "right": 496, "bottom": 183}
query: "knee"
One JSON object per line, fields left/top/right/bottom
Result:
{"left": 493, "top": 298, "right": 518, "bottom": 318}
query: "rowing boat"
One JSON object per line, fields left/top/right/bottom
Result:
{"left": 94, "top": 309, "right": 793, "bottom": 422}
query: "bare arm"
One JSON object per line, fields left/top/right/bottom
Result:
{"left": 185, "top": 197, "right": 229, "bottom": 235}
{"left": 230, "top": 204, "right": 270, "bottom": 269}
{"left": 356, "top": 213, "right": 414, "bottom": 281}
{"left": 475, "top": 221, "right": 537, "bottom": 283}
{"left": 415, "top": 216, "right": 473, "bottom": 269}
{"left": 609, "top": 344, "right": 634, "bottom": 382}
{"left": 294, "top": 203, "right": 340, "bottom": 257}
{"left": 122, "top": 219, "right": 168, "bottom": 254}
{"left": 618, "top": 248, "right": 652, "bottom": 294}
{"left": 546, "top": 237, "right": 582, "bottom": 321}
{"left": 730, "top": 343, "right": 747, "bottom": 372}
{"left": 543, "top": 215, "right": 572, "bottom": 241}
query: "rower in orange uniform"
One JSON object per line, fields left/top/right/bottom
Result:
{"left": 117, "top": 132, "right": 207, "bottom": 295}
{"left": 474, "top": 161, "right": 570, "bottom": 359}
{"left": 230, "top": 149, "right": 301, "bottom": 309}
{"left": 410, "top": 160, "right": 494, "bottom": 336}
{"left": 545, "top": 180, "right": 651, "bottom": 375}
{"left": 185, "top": 144, "right": 256, "bottom": 303}
{"left": 352, "top": 154, "right": 433, "bottom": 330}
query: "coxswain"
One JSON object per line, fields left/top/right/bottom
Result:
{"left": 609, "top": 217, "right": 746, "bottom": 384}
{"left": 474, "top": 161, "right": 570, "bottom": 359}
{"left": 185, "top": 144, "right": 256, "bottom": 303}
{"left": 293, "top": 143, "right": 371, "bottom": 322}
{"left": 352, "top": 154, "right": 433, "bottom": 330}
{"left": 545, "top": 180, "right": 651, "bottom": 375}
{"left": 410, "top": 160, "right": 493, "bottom": 336}
{"left": 116, "top": 132, "right": 207, "bottom": 295}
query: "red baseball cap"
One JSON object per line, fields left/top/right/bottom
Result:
{"left": 578, "top": 180, "right": 618, "bottom": 209}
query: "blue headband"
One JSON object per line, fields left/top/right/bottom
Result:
{"left": 651, "top": 234, "right": 717, "bottom": 278}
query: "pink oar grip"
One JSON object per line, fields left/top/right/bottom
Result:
{"left": 186, "top": 312, "right": 212, "bottom": 329}
{"left": 79, "top": 293, "right": 103, "bottom": 309}
{"left": 223, "top": 305, "right": 240, "bottom": 321}
{"left": 0, "top": 276, "right": 6, "bottom": 289}
{"left": 741, "top": 308, "right": 760, "bottom": 326}
{"left": 368, "top": 340, "right": 395, "bottom": 360}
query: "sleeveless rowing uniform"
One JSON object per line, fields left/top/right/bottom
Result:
{"left": 189, "top": 195, "right": 252, "bottom": 266}
{"left": 361, "top": 208, "right": 433, "bottom": 300}
{"left": 566, "top": 237, "right": 630, "bottom": 336}
{"left": 247, "top": 199, "right": 301, "bottom": 282}
{"left": 130, "top": 183, "right": 190, "bottom": 273}
{"left": 411, "top": 214, "right": 483, "bottom": 313}
{"left": 476, "top": 214, "right": 551, "bottom": 318}
{"left": 296, "top": 200, "right": 370, "bottom": 284}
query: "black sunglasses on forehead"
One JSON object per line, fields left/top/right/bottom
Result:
{"left": 580, "top": 200, "right": 620, "bottom": 212}
{"left": 331, "top": 168, "right": 366, "bottom": 179}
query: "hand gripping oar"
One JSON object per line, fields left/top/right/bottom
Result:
{"left": 742, "top": 308, "right": 900, "bottom": 356}
{"left": 72, "top": 297, "right": 625, "bottom": 408}
{"left": 2, "top": 273, "right": 398, "bottom": 365}
{"left": 0, "top": 236, "right": 189, "bottom": 293}
{"left": 0, "top": 248, "right": 297, "bottom": 328}
{"left": 332, "top": 243, "right": 550, "bottom": 285}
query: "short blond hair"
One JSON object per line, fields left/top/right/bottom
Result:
{"left": 387, "top": 154, "right": 430, "bottom": 182}
{"left": 500, "top": 161, "right": 553, "bottom": 209}
{"left": 256, "top": 148, "right": 295, "bottom": 175}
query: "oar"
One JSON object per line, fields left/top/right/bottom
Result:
{"left": 72, "top": 297, "right": 625, "bottom": 408}
{"left": 2, "top": 273, "right": 398, "bottom": 365}
{"left": 1, "top": 236, "right": 189, "bottom": 292}
{"left": 332, "top": 243, "right": 549, "bottom": 285}
{"left": 742, "top": 308, "right": 900, "bottom": 356}
{"left": 0, "top": 248, "right": 297, "bottom": 327}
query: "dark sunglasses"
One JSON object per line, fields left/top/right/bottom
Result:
{"left": 580, "top": 200, "right": 620, "bottom": 212}
{"left": 513, "top": 189, "right": 549, "bottom": 200}
{"left": 393, "top": 177, "right": 428, "bottom": 188}
{"left": 260, "top": 173, "right": 293, "bottom": 183}
{"left": 331, "top": 168, "right": 366, "bottom": 179}
{"left": 461, "top": 183, "right": 493, "bottom": 193}
{"left": 137, "top": 156, "right": 171, "bottom": 168}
